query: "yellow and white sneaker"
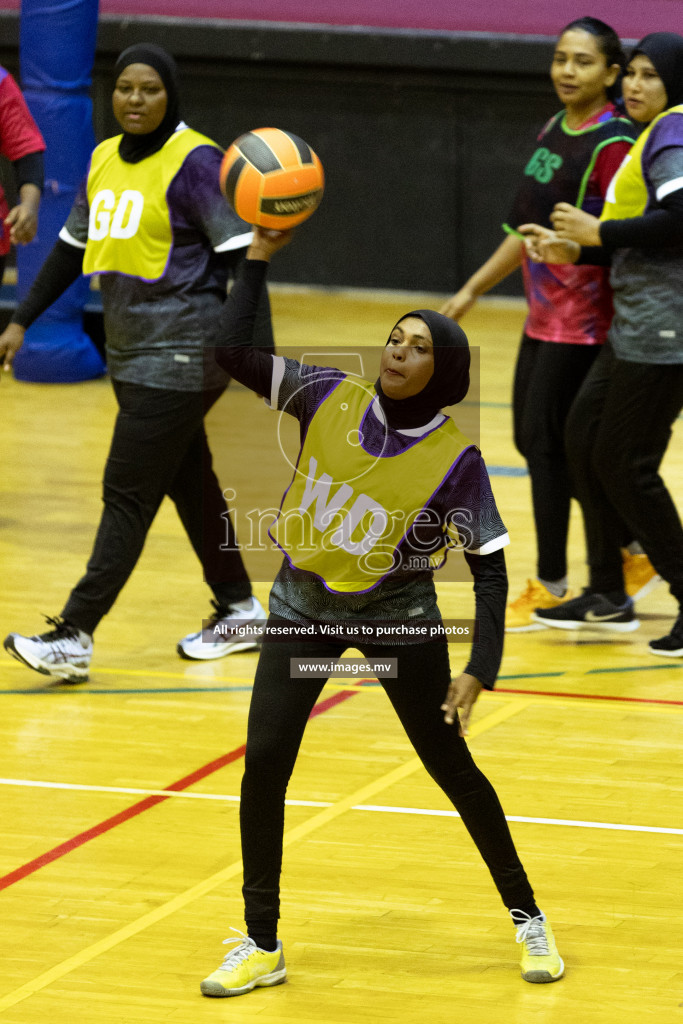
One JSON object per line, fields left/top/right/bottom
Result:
{"left": 622, "top": 550, "right": 662, "bottom": 601}
{"left": 511, "top": 910, "right": 564, "bottom": 983}
{"left": 200, "top": 930, "right": 286, "bottom": 997}
{"left": 505, "top": 580, "right": 574, "bottom": 633}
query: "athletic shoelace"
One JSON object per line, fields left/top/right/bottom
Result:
{"left": 36, "top": 616, "right": 80, "bottom": 644}
{"left": 206, "top": 599, "right": 256, "bottom": 624}
{"left": 207, "top": 600, "right": 232, "bottom": 626}
{"left": 218, "top": 928, "right": 258, "bottom": 968}
{"left": 512, "top": 913, "right": 550, "bottom": 955}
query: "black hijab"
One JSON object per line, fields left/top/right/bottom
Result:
{"left": 632, "top": 33, "right": 683, "bottom": 109}
{"left": 374, "top": 309, "right": 470, "bottom": 429}
{"left": 114, "top": 44, "right": 181, "bottom": 164}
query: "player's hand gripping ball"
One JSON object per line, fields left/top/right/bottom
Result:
{"left": 220, "top": 127, "right": 324, "bottom": 229}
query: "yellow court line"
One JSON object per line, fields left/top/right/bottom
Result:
{"left": 0, "top": 698, "right": 530, "bottom": 1013}
{"left": 93, "top": 665, "right": 255, "bottom": 682}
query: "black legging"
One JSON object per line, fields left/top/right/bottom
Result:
{"left": 62, "top": 380, "right": 252, "bottom": 634}
{"left": 513, "top": 334, "right": 602, "bottom": 581}
{"left": 240, "top": 619, "right": 535, "bottom": 929}
{"left": 565, "top": 342, "right": 683, "bottom": 601}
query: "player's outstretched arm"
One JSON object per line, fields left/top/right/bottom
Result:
{"left": 214, "top": 248, "right": 280, "bottom": 395}
{"left": 440, "top": 234, "right": 523, "bottom": 321}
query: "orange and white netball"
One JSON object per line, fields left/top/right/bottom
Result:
{"left": 220, "top": 127, "right": 324, "bottom": 230}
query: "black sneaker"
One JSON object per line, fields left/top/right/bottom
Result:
{"left": 649, "top": 612, "right": 683, "bottom": 657}
{"left": 531, "top": 591, "right": 639, "bottom": 632}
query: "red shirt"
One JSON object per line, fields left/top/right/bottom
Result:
{"left": 0, "top": 68, "right": 45, "bottom": 255}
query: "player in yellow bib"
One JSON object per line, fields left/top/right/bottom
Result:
{"left": 82, "top": 126, "right": 218, "bottom": 281}
{"left": 519, "top": 33, "right": 683, "bottom": 653}
{"left": 198, "top": 227, "right": 564, "bottom": 996}
{"left": 2, "top": 44, "right": 272, "bottom": 682}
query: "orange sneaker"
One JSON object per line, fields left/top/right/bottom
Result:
{"left": 622, "top": 551, "right": 662, "bottom": 601}
{"left": 505, "top": 579, "right": 574, "bottom": 633}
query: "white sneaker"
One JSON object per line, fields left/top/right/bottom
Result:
{"left": 177, "top": 597, "right": 266, "bottom": 660}
{"left": 4, "top": 617, "right": 92, "bottom": 683}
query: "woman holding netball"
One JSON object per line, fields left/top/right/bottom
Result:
{"left": 441, "top": 18, "right": 650, "bottom": 632}
{"left": 521, "top": 32, "right": 683, "bottom": 654}
{"left": 199, "top": 226, "right": 564, "bottom": 996}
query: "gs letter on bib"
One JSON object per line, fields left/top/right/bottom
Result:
{"left": 524, "top": 147, "right": 563, "bottom": 184}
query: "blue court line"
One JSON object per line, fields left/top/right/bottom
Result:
{"left": 499, "top": 671, "right": 564, "bottom": 679}
{"left": 586, "top": 663, "right": 683, "bottom": 674}
{"left": 488, "top": 466, "right": 528, "bottom": 476}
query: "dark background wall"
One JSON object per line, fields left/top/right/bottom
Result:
{"left": 0, "top": 11, "right": 637, "bottom": 295}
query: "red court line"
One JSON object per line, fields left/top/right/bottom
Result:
{"left": 0, "top": 689, "right": 356, "bottom": 893}
{"left": 358, "top": 678, "right": 683, "bottom": 707}
{"left": 496, "top": 686, "right": 683, "bottom": 706}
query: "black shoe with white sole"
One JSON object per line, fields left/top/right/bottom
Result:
{"left": 531, "top": 591, "right": 639, "bottom": 632}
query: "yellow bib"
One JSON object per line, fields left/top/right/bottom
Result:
{"left": 601, "top": 105, "right": 683, "bottom": 221}
{"left": 269, "top": 377, "right": 473, "bottom": 593}
{"left": 83, "top": 128, "right": 218, "bottom": 279}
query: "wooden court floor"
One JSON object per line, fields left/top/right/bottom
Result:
{"left": 0, "top": 291, "right": 681, "bottom": 1023}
